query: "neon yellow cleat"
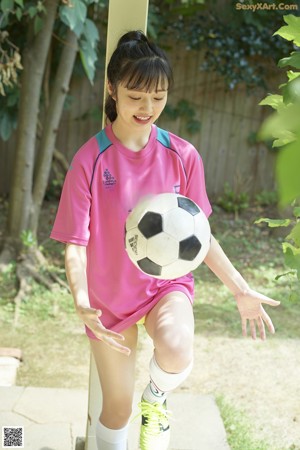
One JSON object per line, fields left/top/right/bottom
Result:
{"left": 139, "top": 399, "right": 171, "bottom": 450}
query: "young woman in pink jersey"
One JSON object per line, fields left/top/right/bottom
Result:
{"left": 51, "top": 31, "right": 280, "bottom": 450}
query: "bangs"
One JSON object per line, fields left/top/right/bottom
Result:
{"left": 121, "top": 58, "right": 173, "bottom": 92}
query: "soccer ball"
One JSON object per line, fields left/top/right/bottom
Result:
{"left": 125, "top": 193, "right": 211, "bottom": 279}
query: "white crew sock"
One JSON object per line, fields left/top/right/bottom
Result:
{"left": 142, "top": 355, "right": 193, "bottom": 404}
{"left": 96, "top": 420, "right": 128, "bottom": 450}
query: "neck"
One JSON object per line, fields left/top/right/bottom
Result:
{"left": 111, "top": 120, "right": 152, "bottom": 152}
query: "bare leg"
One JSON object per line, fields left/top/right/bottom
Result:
{"left": 139, "top": 292, "right": 194, "bottom": 449}
{"left": 90, "top": 324, "right": 138, "bottom": 429}
{"left": 145, "top": 291, "right": 194, "bottom": 373}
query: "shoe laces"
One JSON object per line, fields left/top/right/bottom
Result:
{"left": 137, "top": 401, "right": 172, "bottom": 435}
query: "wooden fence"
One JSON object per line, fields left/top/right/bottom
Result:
{"left": 0, "top": 45, "right": 279, "bottom": 200}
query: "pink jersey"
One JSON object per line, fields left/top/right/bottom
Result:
{"left": 50, "top": 124, "right": 212, "bottom": 336}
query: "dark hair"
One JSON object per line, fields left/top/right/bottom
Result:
{"left": 105, "top": 30, "right": 173, "bottom": 122}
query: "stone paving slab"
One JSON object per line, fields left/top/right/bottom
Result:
{"left": 128, "top": 392, "right": 229, "bottom": 450}
{"left": 0, "top": 386, "right": 230, "bottom": 450}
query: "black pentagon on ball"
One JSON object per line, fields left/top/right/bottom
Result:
{"left": 179, "top": 235, "right": 202, "bottom": 261}
{"left": 177, "top": 197, "right": 200, "bottom": 216}
{"left": 138, "top": 257, "right": 162, "bottom": 276}
{"left": 138, "top": 211, "right": 163, "bottom": 238}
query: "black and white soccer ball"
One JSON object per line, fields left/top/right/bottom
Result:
{"left": 125, "top": 193, "right": 211, "bottom": 279}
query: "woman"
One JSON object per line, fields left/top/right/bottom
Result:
{"left": 50, "top": 30, "right": 280, "bottom": 450}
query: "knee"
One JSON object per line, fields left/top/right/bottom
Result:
{"left": 155, "top": 326, "right": 194, "bottom": 372}
{"left": 101, "top": 398, "right": 132, "bottom": 428}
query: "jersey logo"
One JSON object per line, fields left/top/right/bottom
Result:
{"left": 103, "top": 169, "right": 116, "bottom": 189}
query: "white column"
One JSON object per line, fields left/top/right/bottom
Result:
{"left": 85, "top": 1, "right": 149, "bottom": 449}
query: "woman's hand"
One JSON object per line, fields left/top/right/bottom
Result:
{"left": 77, "top": 306, "right": 131, "bottom": 356}
{"left": 234, "top": 289, "right": 280, "bottom": 340}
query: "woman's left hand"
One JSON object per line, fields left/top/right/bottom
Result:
{"left": 234, "top": 289, "right": 280, "bottom": 340}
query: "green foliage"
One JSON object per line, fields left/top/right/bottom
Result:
{"left": 255, "top": 217, "right": 291, "bottom": 227}
{"left": 259, "top": 14, "right": 300, "bottom": 209}
{"left": 273, "top": 14, "right": 300, "bottom": 46}
{"left": 0, "top": 0, "right": 102, "bottom": 140}
{"left": 20, "top": 229, "right": 37, "bottom": 248}
{"left": 254, "top": 190, "right": 278, "bottom": 207}
{"left": 150, "top": 0, "right": 294, "bottom": 90}
{"left": 216, "top": 182, "right": 249, "bottom": 215}
{"left": 217, "top": 396, "right": 270, "bottom": 450}
{"left": 258, "top": 15, "right": 300, "bottom": 301}
{"left": 0, "top": 0, "right": 46, "bottom": 34}
{"left": 255, "top": 205, "right": 300, "bottom": 302}
{"left": 59, "top": 0, "right": 100, "bottom": 82}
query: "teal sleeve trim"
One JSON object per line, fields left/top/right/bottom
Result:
{"left": 95, "top": 129, "right": 113, "bottom": 153}
{"left": 156, "top": 127, "right": 171, "bottom": 148}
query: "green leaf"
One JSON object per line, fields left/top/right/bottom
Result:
{"left": 284, "top": 246, "right": 300, "bottom": 278}
{"left": 59, "top": 1, "right": 87, "bottom": 36}
{"left": 15, "top": 6, "right": 22, "bottom": 20}
{"left": 282, "top": 77, "right": 300, "bottom": 104}
{"left": 79, "top": 40, "right": 97, "bottom": 83}
{"left": 82, "top": 18, "right": 99, "bottom": 49}
{"left": 258, "top": 103, "right": 300, "bottom": 145}
{"left": 0, "top": 0, "right": 14, "bottom": 11}
{"left": 287, "top": 71, "right": 300, "bottom": 82}
{"left": 272, "top": 132, "right": 296, "bottom": 148}
{"left": 278, "top": 52, "right": 300, "bottom": 70}
{"left": 273, "top": 15, "right": 300, "bottom": 47}
{"left": 14, "top": 0, "right": 23, "bottom": 6}
{"left": 259, "top": 94, "right": 284, "bottom": 110}
{"left": 276, "top": 138, "right": 300, "bottom": 205}
{"left": 254, "top": 217, "right": 291, "bottom": 227}
{"left": 282, "top": 242, "right": 300, "bottom": 254}
{"left": 293, "top": 207, "right": 300, "bottom": 218}
{"left": 286, "top": 223, "right": 300, "bottom": 247}
{"left": 28, "top": 6, "right": 37, "bottom": 18}
{"left": 274, "top": 271, "right": 295, "bottom": 281}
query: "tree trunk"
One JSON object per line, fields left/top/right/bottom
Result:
{"left": 5, "top": 0, "right": 59, "bottom": 250}
{"left": 29, "top": 29, "right": 79, "bottom": 236}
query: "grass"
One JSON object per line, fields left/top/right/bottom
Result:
{"left": 191, "top": 205, "right": 300, "bottom": 340}
{"left": 0, "top": 287, "right": 90, "bottom": 388}
{"left": 1, "top": 201, "right": 300, "bottom": 449}
{"left": 217, "top": 396, "right": 276, "bottom": 450}
{"left": 217, "top": 396, "right": 300, "bottom": 450}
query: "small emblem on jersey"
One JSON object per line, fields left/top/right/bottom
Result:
{"left": 128, "top": 235, "right": 138, "bottom": 255}
{"left": 103, "top": 169, "right": 116, "bottom": 188}
{"left": 173, "top": 185, "right": 180, "bottom": 193}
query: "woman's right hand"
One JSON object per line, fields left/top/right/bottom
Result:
{"left": 76, "top": 306, "right": 131, "bottom": 356}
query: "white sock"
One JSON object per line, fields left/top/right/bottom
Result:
{"left": 96, "top": 420, "right": 128, "bottom": 450}
{"left": 142, "top": 378, "right": 167, "bottom": 404}
{"left": 142, "top": 355, "right": 193, "bottom": 404}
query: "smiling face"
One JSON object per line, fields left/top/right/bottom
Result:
{"left": 109, "top": 81, "right": 168, "bottom": 132}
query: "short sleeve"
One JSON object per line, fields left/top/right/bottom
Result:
{"left": 50, "top": 153, "right": 92, "bottom": 246}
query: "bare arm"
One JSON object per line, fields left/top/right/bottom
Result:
{"left": 204, "top": 235, "right": 280, "bottom": 340}
{"left": 65, "top": 244, "right": 130, "bottom": 355}
{"left": 204, "top": 235, "right": 249, "bottom": 295}
{"left": 65, "top": 243, "right": 90, "bottom": 309}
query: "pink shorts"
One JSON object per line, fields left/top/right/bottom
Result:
{"left": 87, "top": 279, "right": 194, "bottom": 339}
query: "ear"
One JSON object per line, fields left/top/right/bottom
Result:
{"left": 107, "top": 81, "right": 116, "bottom": 99}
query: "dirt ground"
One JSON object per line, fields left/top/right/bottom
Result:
{"left": 135, "top": 327, "right": 300, "bottom": 450}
